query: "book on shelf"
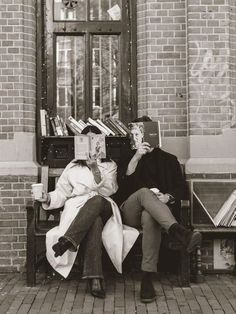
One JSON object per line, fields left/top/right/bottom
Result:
{"left": 87, "top": 117, "right": 110, "bottom": 136}
{"left": 74, "top": 134, "right": 106, "bottom": 160}
{"left": 109, "top": 118, "right": 127, "bottom": 136}
{"left": 59, "top": 116, "right": 69, "bottom": 136}
{"left": 40, "top": 109, "right": 48, "bottom": 136}
{"left": 45, "top": 113, "right": 51, "bottom": 136}
{"left": 54, "top": 115, "right": 64, "bottom": 136}
{"left": 114, "top": 118, "right": 130, "bottom": 135}
{"left": 66, "top": 121, "right": 81, "bottom": 135}
{"left": 103, "top": 119, "right": 120, "bottom": 136}
{"left": 68, "top": 116, "right": 84, "bottom": 132}
{"left": 128, "top": 121, "right": 162, "bottom": 149}
{"left": 66, "top": 117, "right": 83, "bottom": 135}
{"left": 49, "top": 117, "right": 58, "bottom": 136}
{"left": 193, "top": 190, "right": 236, "bottom": 227}
{"left": 96, "top": 119, "right": 116, "bottom": 136}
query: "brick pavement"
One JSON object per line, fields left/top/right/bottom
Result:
{"left": 0, "top": 272, "right": 236, "bottom": 314}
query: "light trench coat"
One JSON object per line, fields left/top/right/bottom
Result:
{"left": 43, "top": 160, "right": 139, "bottom": 278}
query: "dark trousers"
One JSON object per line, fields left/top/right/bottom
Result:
{"left": 121, "top": 188, "right": 177, "bottom": 272}
{"left": 63, "top": 195, "right": 112, "bottom": 278}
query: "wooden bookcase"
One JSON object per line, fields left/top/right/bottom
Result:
{"left": 189, "top": 179, "right": 236, "bottom": 276}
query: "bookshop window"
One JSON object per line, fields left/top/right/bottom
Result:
{"left": 38, "top": 0, "right": 136, "bottom": 124}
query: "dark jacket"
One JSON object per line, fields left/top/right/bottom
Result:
{"left": 113, "top": 147, "right": 187, "bottom": 221}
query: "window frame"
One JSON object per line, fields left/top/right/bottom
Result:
{"left": 36, "top": 0, "right": 137, "bottom": 130}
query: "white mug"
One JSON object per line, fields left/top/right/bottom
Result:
{"left": 31, "top": 183, "right": 44, "bottom": 200}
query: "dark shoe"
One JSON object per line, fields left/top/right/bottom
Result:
{"left": 52, "top": 237, "right": 73, "bottom": 257}
{"left": 140, "top": 273, "right": 156, "bottom": 303}
{"left": 168, "top": 223, "right": 202, "bottom": 253}
{"left": 89, "top": 278, "right": 105, "bottom": 299}
{"left": 186, "top": 231, "right": 202, "bottom": 253}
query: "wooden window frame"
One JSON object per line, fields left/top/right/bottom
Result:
{"left": 36, "top": 0, "right": 137, "bottom": 127}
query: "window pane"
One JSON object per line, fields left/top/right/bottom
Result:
{"left": 56, "top": 36, "right": 85, "bottom": 120}
{"left": 54, "top": 0, "right": 86, "bottom": 21}
{"left": 92, "top": 35, "right": 119, "bottom": 120}
{"left": 90, "top": 0, "right": 121, "bottom": 20}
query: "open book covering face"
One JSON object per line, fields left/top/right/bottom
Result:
{"left": 74, "top": 133, "right": 106, "bottom": 160}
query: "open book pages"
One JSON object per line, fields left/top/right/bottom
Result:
{"left": 74, "top": 134, "right": 106, "bottom": 160}
{"left": 193, "top": 190, "right": 236, "bottom": 227}
{"left": 128, "top": 121, "right": 161, "bottom": 150}
{"left": 214, "top": 190, "right": 236, "bottom": 227}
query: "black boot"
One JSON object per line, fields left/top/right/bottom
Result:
{"left": 168, "top": 223, "right": 202, "bottom": 253}
{"left": 88, "top": 278, "right": 106, "bottom": 299}
{"left": 52, "top": 237, "right": 74, "bottom": 257}
{"left": 140, "top": 272, "right": 156, "bottom": 303}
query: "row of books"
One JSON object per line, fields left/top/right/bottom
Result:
{"left": 40, "top": 109, "right": 130, "bottom": 137}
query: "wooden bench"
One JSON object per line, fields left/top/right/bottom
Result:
{"left": 26, "top": 165, "right": 193, "bottom": 287}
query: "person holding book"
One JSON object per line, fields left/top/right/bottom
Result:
{"left": 113, "top": 116, "right": 202, "bottom": 303}
{"left": 36, "top": 125, "right": 138, "bottom": 299}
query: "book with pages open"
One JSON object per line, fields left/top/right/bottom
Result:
{"left": 74, "top": 134, "right": 106, "bottom": 160}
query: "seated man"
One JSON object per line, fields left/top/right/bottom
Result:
{"left": 113, "top": 116, "right": 201, "bottom": 303}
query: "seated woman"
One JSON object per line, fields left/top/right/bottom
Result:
{"left": 37, "top": 125, "right": 138, "bottom": 298}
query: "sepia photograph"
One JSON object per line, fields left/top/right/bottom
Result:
{"left": 0, "top": 0, "right": 236, "bottom": 312}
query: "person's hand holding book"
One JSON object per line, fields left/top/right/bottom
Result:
{"left": 134, "top": 142, "right": 152, "bottom": 160}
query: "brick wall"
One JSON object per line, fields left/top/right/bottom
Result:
{"left": 0, "top": 1, "right": 36, "bottom": 140}
{"left": 0, "top": 1, "right": 37, "bottom": 272}
{"left": 188, "top": 0, "right": 232, "bottom": 135}
{"left": 137, "top": 0, "right": 187, "bottom": 137}
{"left": 229, "top": 0, "right": 236, "bottom": 125}
{"left": 0, "top": 175, "right": 36, "bottom": 272}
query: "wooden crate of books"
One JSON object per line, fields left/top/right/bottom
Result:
{"left": 190, "top": 179, "right": 236, "bottom": 228}
{"left": 189, "top": 179, "right": 236, "bottom": 279}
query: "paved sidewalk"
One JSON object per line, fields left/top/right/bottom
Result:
{"left": 0, "top": 272, "right": 236, "bottom": 314}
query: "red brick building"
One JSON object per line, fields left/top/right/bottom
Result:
{"left": 0, "top": 0, "right": 235, "bottom": 272}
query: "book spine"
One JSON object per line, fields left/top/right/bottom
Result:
{"left": 54, "top": 116, "right": 64, "bottom": 136}
{"left": 45, "top": 113, "right": 51, "bottom": 136}
{"left": 108, "top": 118, "right": 125, "bottom": 136}
{"left": 67, "top": 117, "right": 83, "bottom": 133}
{"left": 103, "top": 120, "right": 120, "bottom": 136}
{"left": 114, "top": 119, "right": 130, "bottom": 134}
{"left": 97, "top": 119, "right": 115, "bottom": 136}
{"left": 68, "top": 116, "right": 83, "bottom": 132}
{"left": 87, "top": 117, "right": 109, "bottom": 135}
{"left": 50, "top": 117, "right": 58, "bottom": 136}
{"left": 60, "top": 117, "right": 69, "bottom": 136}
{"left": 78, "top": 119, "right": 87, "bottom": 128}
{"left": 40, "top": 109, "right": 47, "bottom": 136}
{"left": 66, "top": 122, "right": 81, "bottom": 135}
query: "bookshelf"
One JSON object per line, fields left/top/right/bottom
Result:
{"left": 37, "top": 111, "right": 132, "bottom": 167}
{"left": 40, "top": 136, "right": 130, "bottom": 168}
